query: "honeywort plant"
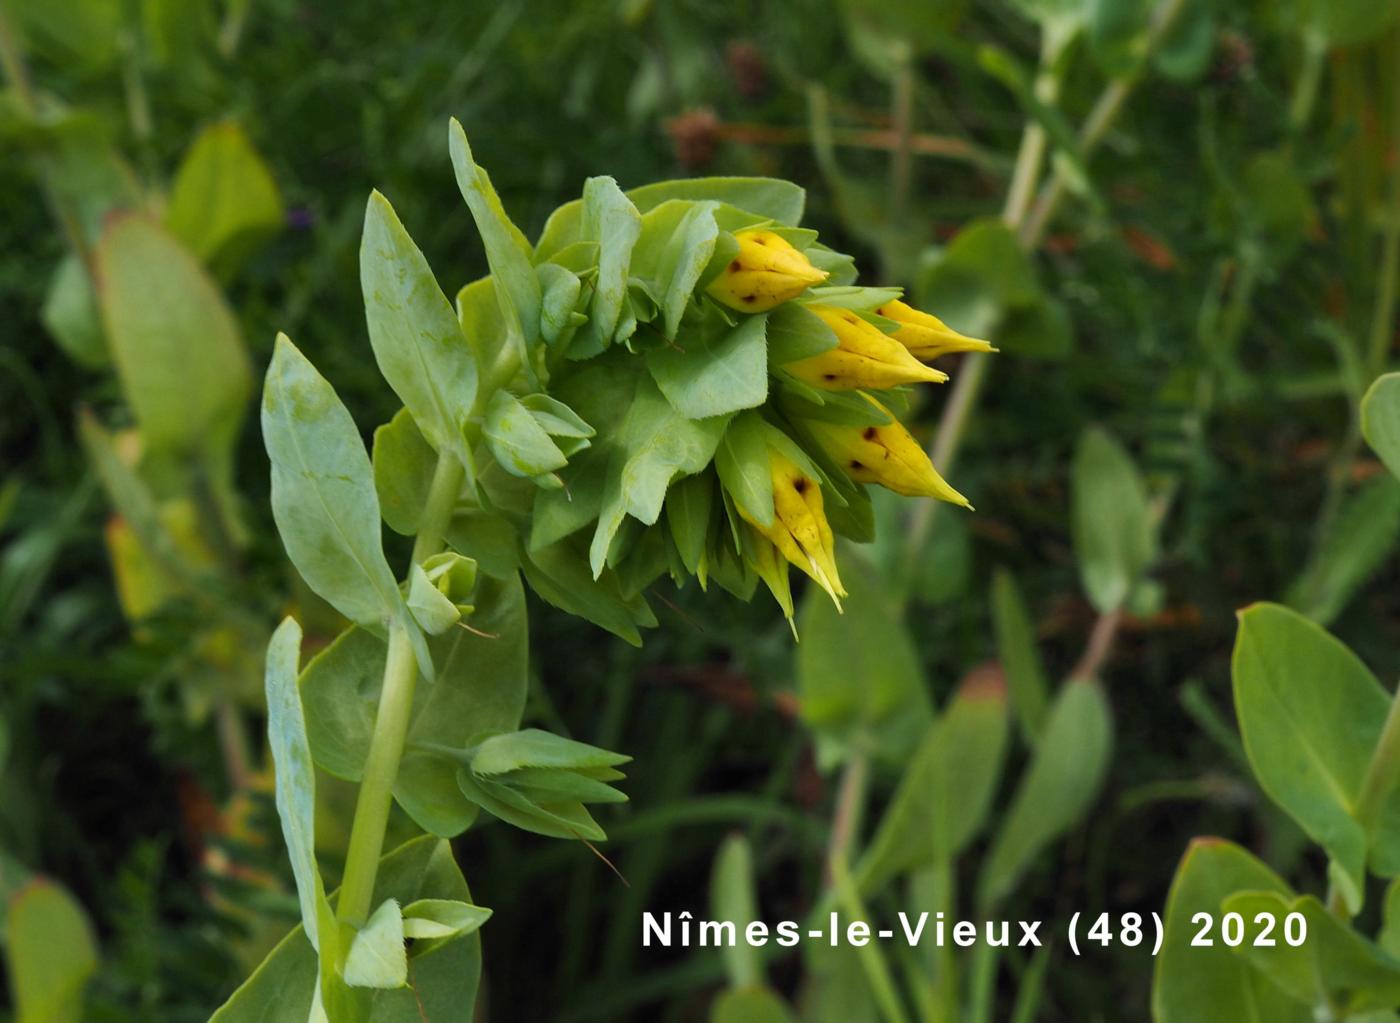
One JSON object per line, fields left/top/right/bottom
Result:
{"left": 212, "top": 119, "right": 986, "bottom": 1019}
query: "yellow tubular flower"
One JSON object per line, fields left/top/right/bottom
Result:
{"left": 787, "top": 305, "right": 949, "bottom": 390}
{"left": 805, "top": 395, "right": 972, "bottom": 508}
{"left": 738, "top": 450, "right": 845, "bottom": 608}
{"left": 706, "top": 229, "right": 828, "bottom": 312}
{"left": 876, "top": 299, "right": 994, "bottom": 360}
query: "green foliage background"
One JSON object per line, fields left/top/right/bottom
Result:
{"left": 2, "top": 0, "right": 1399, "bottom": 1020}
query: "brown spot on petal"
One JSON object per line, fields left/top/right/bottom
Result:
{"left": 792, "top": 478, "right": 808, "bottom": 494}
{"left": 849, "top": 460, "right": 864, "bottom": 470}
{"left": 742, "top": 294, "right": 757, "bottom": 304}
{"left": 862, "top": 427, "right": 877, "bottom": 440}
{"left": 729, "top": 260, "right": 742, "bottom": 272}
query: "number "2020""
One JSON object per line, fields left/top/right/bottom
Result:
{"left": 1190, "top": 911, "right": 1306, "bottom": 947}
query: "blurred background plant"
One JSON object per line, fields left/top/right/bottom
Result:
{"left": 1, "top": 0, "right": 1398, "bottom": 1020}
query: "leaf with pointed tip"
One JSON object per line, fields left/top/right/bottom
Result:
{"left": 470, "top": 728, "right": 630, "bottom": 776}
{"left": 407, "top": 563, "right": 461, "bottom": 636}
{"left": 579, "top": 176, "right": 642, "bottom": 354}
{"left": 448, "top": 120, "right": 541, "bottom": 352}
{"left": 1364, "top": 374, "right": 1400, "bottom": 482}
{"left": 3, "top": 879, "right": 98, "bottom": 1023}
{"left": 626, "top": 177, "right": 805, "bottom": 225}
{"left": 265, "top": 617, "right": 329, "bottom": 952}
{"left": 589, "top": 375, "right": 728, "bottom": 576}
{"left": 344, "top": 899, "right": 407, "bottom": 989}
{"left": 402, "top": 899, "right": 492, "bottom": 941}
{"left": 97, "top": 214, "right": 251, "bottom": 456}
{"left": 647, "top": 314, "right": 768, "bottom": 420}
{"left": 1233, "top": 602, "right": 1390, "bottom": 912}
{"left": 1153, "top": 838, "right": 1307, "bottom": 1023}
{"left": 262, "top": 335, "right": 403, "bottom": 634}
{"left": 209, "top": 837, "right": 483, "bottom": 1022}
{"left": 977, "top": 680, "right": 1112, "bottom": 909}
{"left": 167, "top": 120, "right": 283, "bottom": 277}
{"left": 361, "top": 192, "right": 478, "bottom": 474}
{"left": 301, "top": 575, "right": 529, "bottom": 837}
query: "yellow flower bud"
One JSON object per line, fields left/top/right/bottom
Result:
{"left": 786, "top": 305, "right": 949, "bottom": 390}
{"left": 805, "top": 395, "right": 971, "bottom": 508}
{"left": 705, "top": 229, "right": 828, "bottom": 312}
{"left": 738, "top": 449, "right": 845, "bottom": 608}
{"left": 876, "top": 299, "right": 994, "bottom": 360}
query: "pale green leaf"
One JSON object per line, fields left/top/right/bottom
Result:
{"left": 1363, "top": 374, "right": 1400, "bottom": 482}
{"left": 857, "top": 677, "right": 1008, "bottom": 893}
{"left": 626, "top": 177, "right": 806, "bottom": 225}
{"left": 373, "top": 408, "right": 437, "bottom": 537}
{"left": 41, "top": 254, "right": 105, "bottom": 368}
{"left": 977, "top": 680, "right": 1112, "bottom": 908}
{"left": 714, "top": 411, "right": 775, "bottom": 528}
{"left": 1224, "top": 892, "right": 1400, "bottom": 1013}
{"left": 262, "top": 335, "right": 403, "bottom": 633}
{"left": 97, "top": 214, "right": 251, "bottom": 455}
{"left": 1152, "top": 838, "right": 1308, "bottom": 1023}
{"left": 991, "top": 568, "right": 1050, "bottom": 741}
{"left": 1233, "top": 602, "right": 1388, "bottom": 911}
{"left": 166, "top": 120, "right": 283, "bottom": 276}
{"left": 265, "top": 617, "right": 328, "bottom": 951}
{"left": 344, "top": 899, "right": 407, "bottom": 989}
{"left": 647, "top": 313, "right": 768, "bottom": 420}
{"left": 406, "top": 563, "right": 461, "bottom": 635}
{"left": 401, "top": 899, "right": 492, "bottom": 941}
{"left": 301, "top": 575, "right": 530, "bottom": 837}
{"left": 1072, "top": 426, "right": 1155, "bottom": 613}
{"left": 483, "top": 391, "right": 568, "bottom": 479}
{"left": 588, "top": 375, "right": 729, "bottom": 576}
{"left": 361, "top": 191, "right": 478, "bottom": 471}
{"left": 767, "top": 302, "right": 837, "bottom": 366}
{"left": 209, "top": 837, "right": 482, "bottom": 1022}
{"left": 579, "top": 175, "right": 642, "bottom": 353}
{"left": 3, "top": 879, "right": 98, "bottom": 1023}
{"left": 796, "top": 551, "right": 932, "bottom": 770}
{"left": 448, "top": 119, "right": 541, "bottom": 351}
{"left": 470, "top": 728, "right": 630, "bottom": 776}
{"left": 711, "top": 835, "right": 762, "bottom": 989}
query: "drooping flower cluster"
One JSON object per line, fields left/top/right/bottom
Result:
{"left": 444, "top": 126, "right": 990, "bottom": 636}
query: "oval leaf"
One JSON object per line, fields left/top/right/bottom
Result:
{"left": 262, "top": 335, "right": 403, "bottom": 632}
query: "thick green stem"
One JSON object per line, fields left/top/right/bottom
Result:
{"left": 336, "top": 452, "right": 464, "bottom": 927}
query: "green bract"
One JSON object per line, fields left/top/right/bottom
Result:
{"left": 380, "top": 120, "right": 974, "bottom": 637}
{"left": 239, "top": 118, "right": 982, "bottom": 1019}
